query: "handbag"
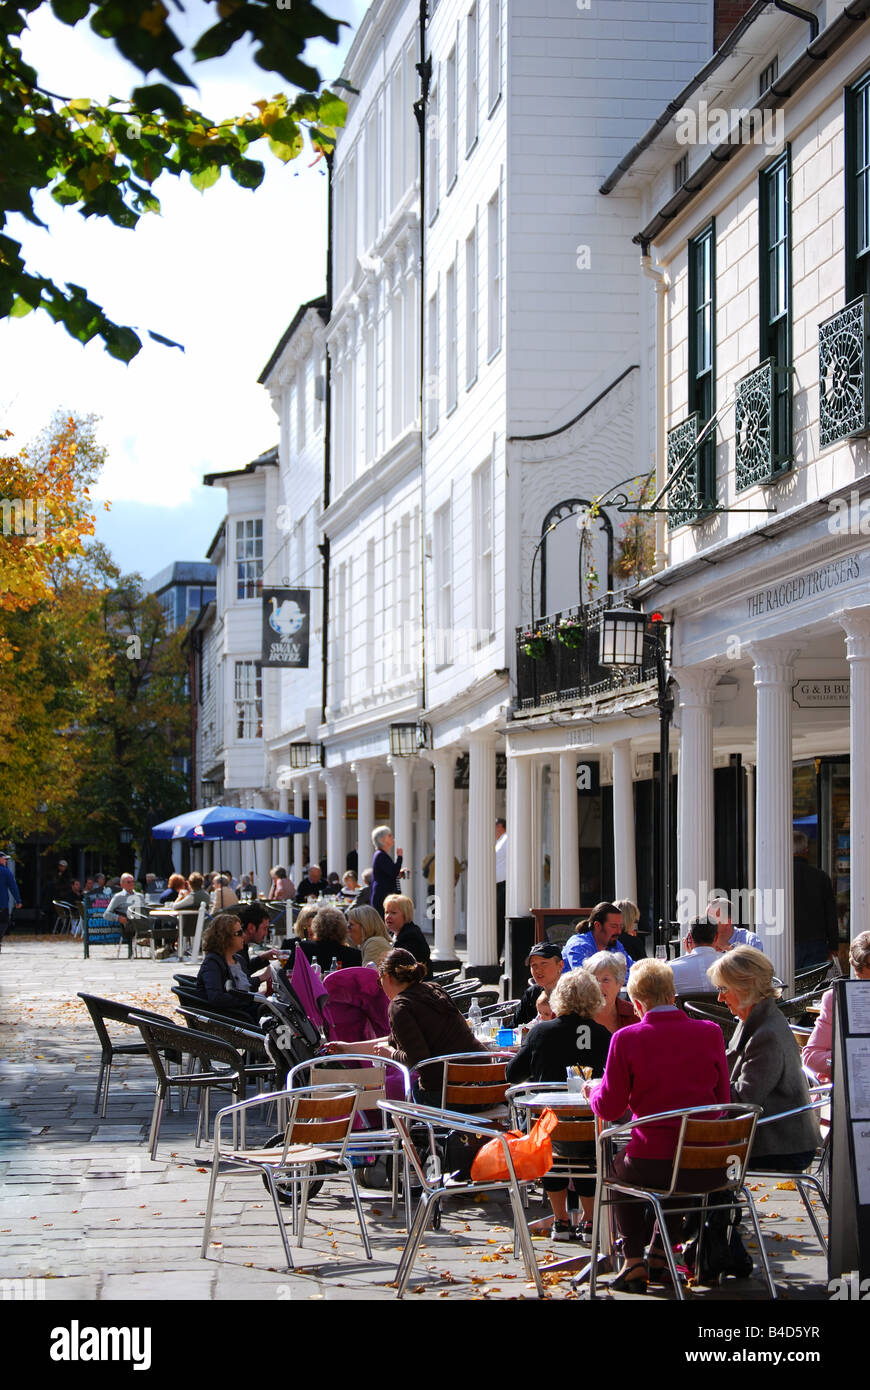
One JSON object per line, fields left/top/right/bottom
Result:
{"left": 470, "top": 1107, "right": 559, "bottom": 1183}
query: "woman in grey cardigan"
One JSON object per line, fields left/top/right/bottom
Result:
{"left": 708, "top": 947, "right": 821, "bottom": 1169}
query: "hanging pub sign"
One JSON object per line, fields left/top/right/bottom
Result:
{"left": 262, "top": 588, "right": 310, "bottom": 668}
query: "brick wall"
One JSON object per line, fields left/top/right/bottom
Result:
{"left": 714, "top": 0, "right": 756, "bottom": 49}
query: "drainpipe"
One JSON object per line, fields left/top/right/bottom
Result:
{"left": 414, "top": 0, "right": 431, "bottom": 711}
{"left": 772, "top": 1, "right": 820, "bottom": 43}
{"left": 640, "top": 244, "right": 670, "bottom": 573}
{"left": 321, "top": 149, "right": 334, "bottom": 723}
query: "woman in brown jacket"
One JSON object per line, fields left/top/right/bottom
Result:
{"left": 326, "top": 948, "right": 485, "bottom": 1101}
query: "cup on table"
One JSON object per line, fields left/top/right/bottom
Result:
{"left": 655, "top": 945, "right": 668, "bottom": 961}
{"left": 566, "top": 1067, "right": 583, "bottom": 1093}
{"left": 496, "top": 1027, "right": 515, "bottom": 1047}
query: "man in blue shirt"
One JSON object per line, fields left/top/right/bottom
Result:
{"left": 707, "top": 897, "right": 764, "bottom": 952}
{"left": 0, "top": 851, "right": 23, "bottom": 951}
{"left": 562, "top": 901, "right": 634, "bottom": 974}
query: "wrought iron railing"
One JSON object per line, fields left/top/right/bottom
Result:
{"left": 818, "top": 295, "right": 870, "bottom": 449}
{"left": 515, "top": 593, "right": 657, "bottom": 713}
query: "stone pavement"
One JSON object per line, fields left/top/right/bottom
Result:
{"left": 0, "top": 937, "right": 831, "bottom": 1303}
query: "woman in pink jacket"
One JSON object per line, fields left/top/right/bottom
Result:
{"left": 589, "top": 958, "right": 730, "bottom": 1293}
{"left": 802, "top": 932, "right": 870, "bottom": 1081}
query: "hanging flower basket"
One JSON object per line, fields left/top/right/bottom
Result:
{"left": 523, "top": 633, "right": 548, "bottom": 660}
{"left": 557, "top": 621, "right": 585, "bottom": 649}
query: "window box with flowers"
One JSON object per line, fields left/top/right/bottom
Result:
{"left": 523, "top": 630, "right": 547, "bottom": 660}
{"left": 557, "top": 618, "right": 585, "bottom": 649}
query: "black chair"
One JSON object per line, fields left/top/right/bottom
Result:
{"left": 778, "top": 990, "right": 827, "bottom": 1023}
{"left": 176, "top": 1008, "right": 277, "bottom": 1096}
{"left": 793, "top": 963, "right": 831, "bottom": 996}
{"left": 684, "top": 1000, "right": 739, "bottom": 1044}
{"left": 129, "top": 1015, "right": 248, "bottom": 1159}
{"left": 674, "top": 990, "right": 721, "bottom": 1011}
{"left": 77, "top": 993, "right": 178, "bottom": 1118}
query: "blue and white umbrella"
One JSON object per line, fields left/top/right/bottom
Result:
{"left": 151, "top": 805, "right": 310, "bottom": 841}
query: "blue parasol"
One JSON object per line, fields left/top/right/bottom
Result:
{"left": 151, "top": 805, "right": 310, "bottom": 841}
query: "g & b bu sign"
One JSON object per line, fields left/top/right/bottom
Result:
{"left": 262, "top": 588, "right": 310, "bottom": 668}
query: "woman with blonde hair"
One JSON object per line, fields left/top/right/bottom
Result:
{"left": 589, "top": 958, "right": 730, "bottom": 1291}
{"left": 346, "top": 905, "right": 391, "bottom": 967}
{"left": 616, "top": 898, "right": 646, "bottom": 962}
{"left": 383, "top": 893, "right": 430, "bottom": 974}
{"left": 707, "top": 947, "right": 821, "bottom": 1168}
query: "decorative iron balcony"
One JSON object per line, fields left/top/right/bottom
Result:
{"left": 819, "top": 295, "right": 870, "bottom": 449}
{"left": 514, "top": 594, "right": 657, "bottom": 715}
{"left": 735, "top": 357, "right": 791, "bottom": 489}
{"left": 666, "top": 413, "right": 715, "bottom": 528}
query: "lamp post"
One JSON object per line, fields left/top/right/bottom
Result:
{"left": 599, "top": 606, "right": 673, "bottom": 953}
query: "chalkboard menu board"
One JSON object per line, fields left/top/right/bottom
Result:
{"left": 828, "top": 977, "right": 870, "bottom": 1280}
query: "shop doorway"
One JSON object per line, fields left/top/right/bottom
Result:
{"left": 793, "top": 758, "right": 850, "bottom": 937}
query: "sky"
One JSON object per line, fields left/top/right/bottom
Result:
{"left": 0, "top": 0, "right": 369, "bottom": 583}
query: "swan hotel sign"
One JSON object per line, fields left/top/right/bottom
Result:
{"left": 262, "top": 588, "right": 311, "bottom": 668}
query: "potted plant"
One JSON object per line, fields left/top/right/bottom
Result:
{"left": 522, "top": 630, "right": 547, "bottom": 660}
{"left": 557, "top": 617, "right": 585, "bottom": 648}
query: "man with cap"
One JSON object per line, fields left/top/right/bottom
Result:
{"left": 510, "top": 942, "right": 566, "bottom": 1026}
{"left": 0, "top": 852, "right": 23, "bottom": 950}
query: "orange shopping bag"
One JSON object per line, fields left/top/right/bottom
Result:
{"left": 470, "top": 1106, "right": 559, "bottom": 1183}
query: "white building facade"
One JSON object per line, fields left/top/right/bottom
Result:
{"left": 594, "top": 0, "right": 870, "bottom": 987}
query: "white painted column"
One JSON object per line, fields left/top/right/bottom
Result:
{"left": 612, "top": 739, "right": 638, "bottom": 906}
{"left": 750, "top": 644, "right": 798, "bottom": 988}
{"left": 292, "top": 780, "right": 305, "bottom": 885}
{"left": 389, "top": 756, "right": 415, "bottom": 894}
{"left": 431, "top": 749, "right": 457, "bottom": 960}
{"left": 413, "top": 762, "right": 432, "bottom": 925}
{"left": 529, "top": 757, "right": 544, "bottom": 908}
{"left": 507, "top": 752, "right": 533, "bottom": 918}
{"left": 839, "top": 609, "right": 870, "bottom": 941}
{"left": 549, "top": 762, "right": 561, "bottom": 908}
{"left": 467, "top": 729, "right": 497, "bottom": 968}
{"left": 559, "top": 749, "right": 580, "bottom": 907}
{"left": 323, "top": 768, "right": 346, "bottom": 879}
{"left": 277, "top": 787, "right": 290, "bottom": 871}
{"left": 674, "top": 669, "right": 718, "bottom": 927}
{"left": 353, "top": 762, "right": 375, "bottom": 883}
{"left": 745, "top": 762, "right": 755, "bottom": 899}
{"left": 307, "top": 771, "right": 321, "bottom": 870}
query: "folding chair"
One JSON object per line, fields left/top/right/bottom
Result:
{"left": 378, "top": 1099, "right": 545, "bottom": 1298}
{"left": 201, "top": 1084, "right": 371, "bottom": 1269}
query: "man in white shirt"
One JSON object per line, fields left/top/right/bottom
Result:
{"left": 670, "top": 916, "right": 721, "bottom": 995}
{"left": 495, "top": 818, "right": 507, "bottom": 961}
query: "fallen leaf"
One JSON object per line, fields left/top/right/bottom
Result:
{"left": 775, "top": 1181, "right": 797, "bottom": 1190}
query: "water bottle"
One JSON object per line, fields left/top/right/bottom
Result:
{"left": 311, "top": 959, "right": 322, "bottom": 979}
{"left": 328, "top": 955, "right": 339, "bottom": 975}
{"left": 468, "top": 997, "right": 483, "bottom": 1037}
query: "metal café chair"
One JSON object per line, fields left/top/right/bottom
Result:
{"left": 587, "top": 1102, "right": 771, "bottom": 1301}
{"left": 683, "top": 1000, "right": 739, "bottom": 1044}
{"left": 432, "top": 1050, "right": 515, "bottom": 1118}
{"left": 287, "top": 1054, "right": 413, "bottom": 1224}
{"left": 77, "top": 993, "right": 178, "bottom": 1118}
{"left": 129, "top": 1014, "right": 248, "bottom": 1159}
{"left": 377, "top": 1098, "right": 545, "bottom": 1298}
{"left": 506, "top": 1080, "right": 601, "bottom": 1259}
{"left": 201, "top": 1084, "right": 372, "bottom": 1270}
{"left": 748, "top": 1084, "right": 832, "bottom": 1254}
{"left": 792, "top": 963, "right": 831, "bottom": 996}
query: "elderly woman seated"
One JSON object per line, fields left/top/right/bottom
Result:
{"left": 194, "top": 913, "right": 264, "bottom": 1024}
{"left": 298, "top": 904, "right": 362, "bottom": 974}
{"left": 346, "top": 905, "right": 392, "bottom": 967}
{"left": 707, "top": 947, "right": 821, "bottom": 1170}
{"left": 383, "top": 894, "right": 431, "bottom": 974}
{"left": 584, "top": 951, "right": 636, "bottom": 1034}
{"left": 589, "top": 959, "right": 731, "bottom": 1292}
{"left": 506, "top": 968, "right": 612, "bottom": 1241}
{"left": 803, "top": 931, "right": 870, "bottom": 1081}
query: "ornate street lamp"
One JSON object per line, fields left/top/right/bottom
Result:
{"left": 599, "top": 606, "right": 673, "bottom": 954}
{"left": 389, "top": 722, "right": 431, "bottom": 757}
{"left": 289, "top": 742, "right": 322, "bottom": 769}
